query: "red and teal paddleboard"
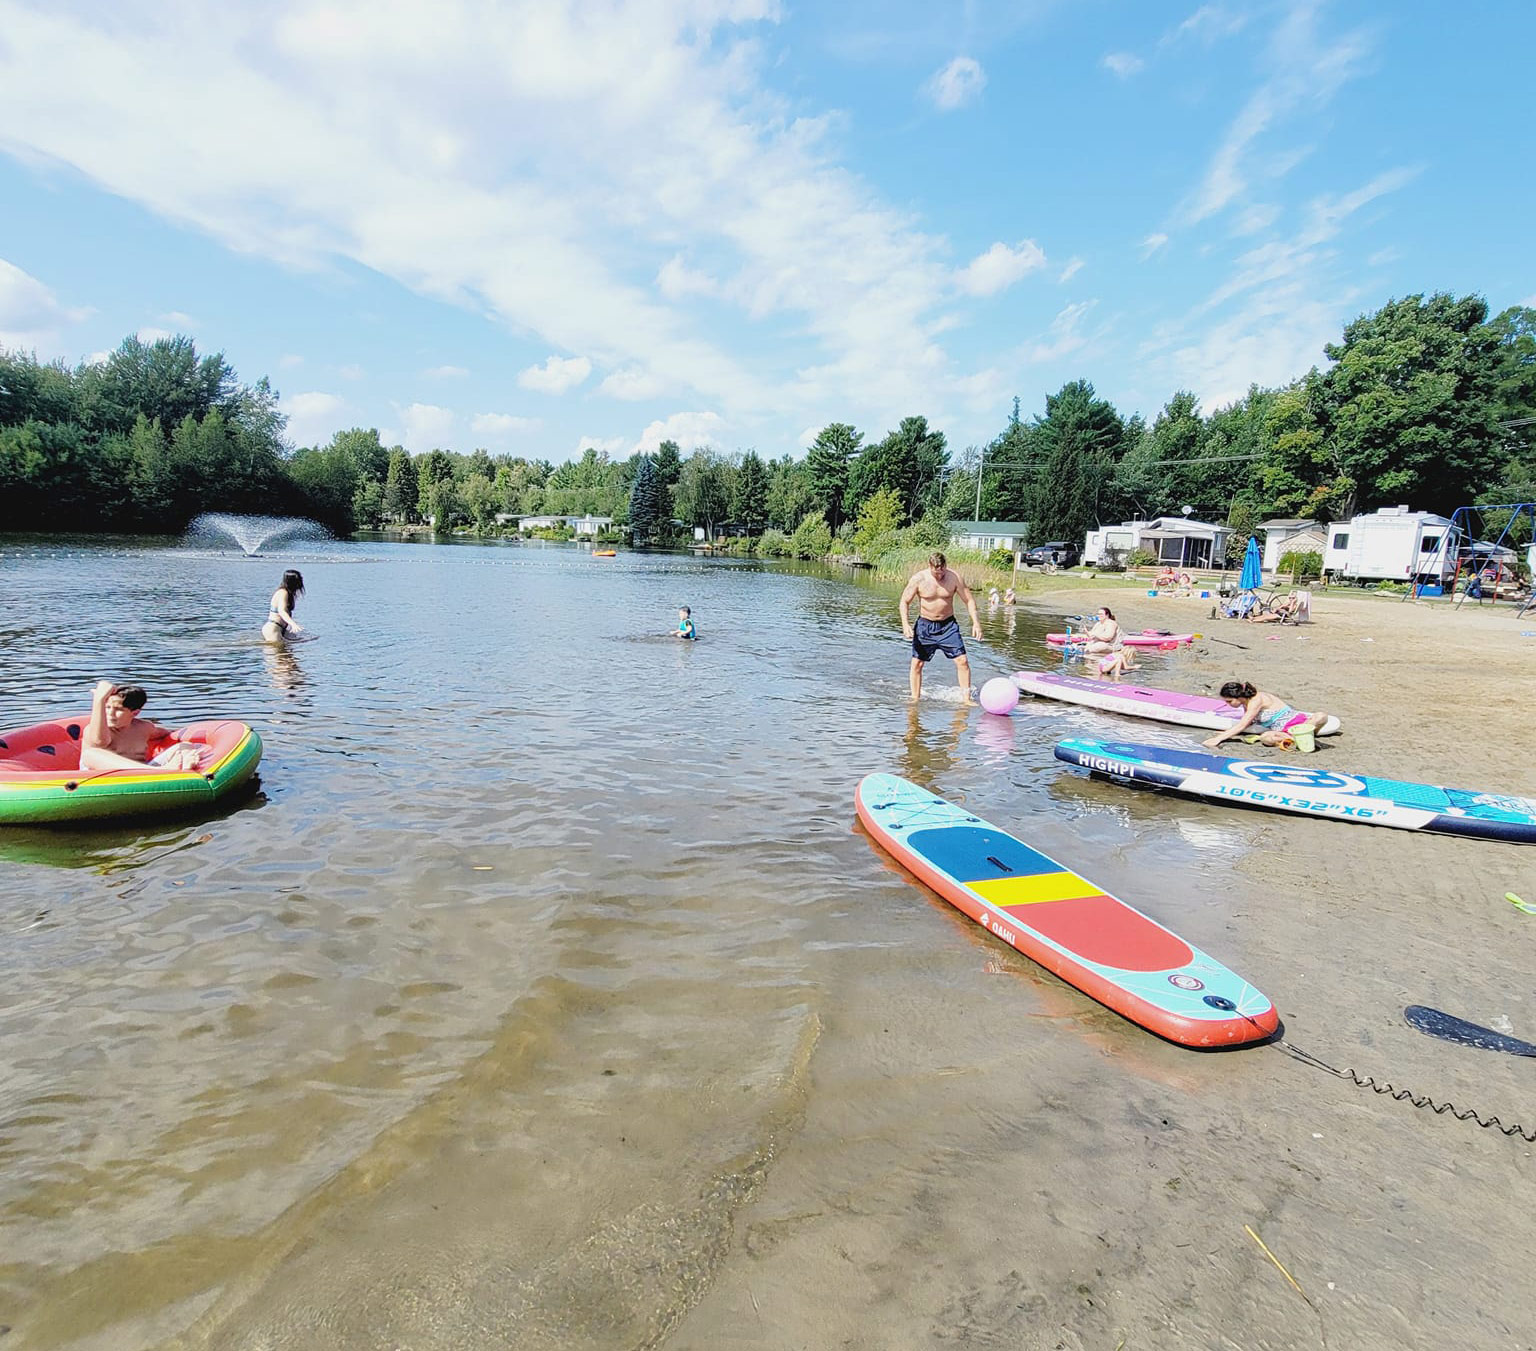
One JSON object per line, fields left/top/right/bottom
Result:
{"left": 855, "top": 773, "right": 1277, "bottom": 1047}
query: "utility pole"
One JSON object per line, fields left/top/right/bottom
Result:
{"left": 974, "top": 442, "right": 984, "bottom": 523}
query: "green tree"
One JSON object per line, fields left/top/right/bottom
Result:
{"left": 382, "top": 449, "right": 415, "bottom": 521}
{"left": 789, "top": 508, "right": 832, "bottom": 559}
{"left": 288, "top": 438, "right": 360, "bottom": 532}
{"left": 765, "top": 454, "right": 812, "bottom": 531}
{"left": 628, "top": 455, "right": 668, "bottom": 542}
{"left": 1316, "top": 293, "right": 1503, "bottom": 514}
{"left": 652, "top": 439, "right": 682, "bottom": 490}
{"left": 847, "top": 416, "right": 946, "bottom": 524}
{"left": 78, "top": 334, "right": 237, "bottom": 435}
{"left": 461, "top": 472, "right": 497, "bottom": 530}
{"left": 1226, "top": 498, "right": 1263, "bottom": 565}
{"left": 673, "top": 449, "right": 732, "bottom": 536}
{"left": 732, "top": 450, "right": 769, "bottom": 531}
{"left": 1022, "top": 381, "right": 1124, "bottom": 544}
{"left": 416, "top": 450, "right": 456, "bottom": 523}
{"left": 0, "top": 350, "right": 83, "bottom": 427}
{"left": 852, "top": 485, "right": 903, "bottom": 555}
{"left": 804, "top": 423, "right": 862, "bottom": 530}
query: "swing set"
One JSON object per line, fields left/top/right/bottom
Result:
{"left": 1447, "top": 503, "right": 1536, "bottom": 612}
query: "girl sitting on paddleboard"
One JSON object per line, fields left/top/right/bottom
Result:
{"left": 1203, "top": 681, "right": 1330, "bottom": 754}
{"left": 1081, "top": 606, "right": 1137, "bottom": 679}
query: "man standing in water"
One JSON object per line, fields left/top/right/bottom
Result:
{"left": 899, "top": 551, "right": 983, "bottom": 702}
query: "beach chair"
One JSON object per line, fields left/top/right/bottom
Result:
{"left": 1214, "top": 592, "right": 1258, "bottom": 620}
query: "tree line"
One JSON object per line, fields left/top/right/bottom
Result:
{"left": 3, "top": 292, "right": 1532, "bottom": 549}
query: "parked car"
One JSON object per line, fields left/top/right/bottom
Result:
{"left": 1024, "top": 541, "right": 1079, "bottom": 568}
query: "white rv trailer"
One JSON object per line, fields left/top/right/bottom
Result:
{"left": 1083, "top": 521, "right": 1146, "bottom": 565}
{"left": 1324, "top": 506, "right": 1460, "bottom": 584}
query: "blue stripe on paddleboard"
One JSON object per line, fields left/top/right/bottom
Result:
{"left": 905, "top": 826, "right": 1059, "bottom": 883}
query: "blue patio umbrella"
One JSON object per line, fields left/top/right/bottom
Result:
{"left": 1239, "top": 534, "right": 1263, "bottom": 592}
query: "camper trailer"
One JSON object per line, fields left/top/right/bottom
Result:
{"left": 1083, "top": 522, "right": 1145, "bottom": 566}
{"left": 1325, "top": 507, "right": 1460, "bottom": 585}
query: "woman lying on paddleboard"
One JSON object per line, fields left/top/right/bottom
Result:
{"left": 1203, "top": 680, "right": 1331, "bottom": 753}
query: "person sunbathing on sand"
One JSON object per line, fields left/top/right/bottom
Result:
{"left": 80, "top": 681, "right": 206, "bottom": 772}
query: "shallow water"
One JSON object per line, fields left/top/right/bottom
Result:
{"left": 0, "top": 537, "right": 1246, "bottom": 1349}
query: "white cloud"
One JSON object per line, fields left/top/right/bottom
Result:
{"left": 384, "top": 401, "right": 455, "bottom": 454}
{"left": 1140, "top": 233, "right": 1169, "bottom": 259}
{"left": 517, "top": 354, "right": 593, "bottom": 395}
{"left": 425, "top": 363, "right": 469, "bottom": 378}
{"left": 0, "top": 2, "right": 1024, "bottom": 448}
{"left": 1232, "top": 204, "right": 1280, "bottom": 236}
{"left": 1019, "top": 301, "right": 1098, "bottom": 364}
{"left": 1101, "top": 52, "right": 1144, "bottom": 78}
{"left": 278, "top": 353, "right": 304, "bottom": 369}
{"left": 635, "top": 410, "right": 725, "bottom": 453}
{"left": 954, "top": 240, "right": 1046, "bottom": 297}
{"left": 1057, "top": 257, "right": 1084, "bottom": 283}
{"left": 576, "top": 434, "right": 627, "bottom": 457}
{"left": 1179, "top": 6, "right": 1371, "bottom": 227}
{"left": 280, "top": 390, "right": 347, "bottom": 447}
{"left": 1166, "top": 4, "right": 1249, "bottom": 46}
{"left": 656, "top": 256, "right": 718, "bottom": 300}
{"left": 135, "top": 326, "right": 176, "bottom": 343}
{"left": 337, "top": 363, "right": 366, "bottom": 380}
{"left": 924, "top": 56, "right": 986, "bottom": 111}
{"left": 0, "top": 257, "right": 87, "bottom": 348}
{"left": 599, "top": 367, "right": 667, "bottom": 401}
{"left": 159, "top": 309, "right": 200, "bottom": 329}
{"left": 471, "top": 411, "right": 540, "bottom": 440}
{"left": 1139, "top": 167, "right": 1419, "bottom": 410}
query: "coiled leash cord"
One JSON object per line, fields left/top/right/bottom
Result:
{"left": 1271, "top": 1037, "right": 1536, "bottom": 1142}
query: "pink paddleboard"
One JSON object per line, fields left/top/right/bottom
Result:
{"left": 1045, "top": 631, "right": 1195, "bottom": 649}
{"left": 1013, "top": 670, "right": 1341, "bottom": 735}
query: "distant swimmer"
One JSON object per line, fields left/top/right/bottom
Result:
{"left": 899, "top": 551, "right": 983, "bottom": 703}
{"left": 673, "top": 606, "right": 697, "bottom": 640}
{"left": 263, "top": 569, "right": 305, "bottom": 643}
{"left": 80, "top": 680, "right": 206, "bottom": 772}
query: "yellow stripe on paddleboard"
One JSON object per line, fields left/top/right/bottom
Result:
{"left": 968, "top": 870, "right": 1099, "bottom": 907}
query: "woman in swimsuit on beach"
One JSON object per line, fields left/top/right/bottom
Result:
{"left": 1203, "top": 680, "right": 1329, "bottom": 752}
{"left": 262, "top": 570, "right": 305, "bottom": 643}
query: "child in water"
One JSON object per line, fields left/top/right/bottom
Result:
{"left": 674, "top": 606, "right": 697, "bottom": 640}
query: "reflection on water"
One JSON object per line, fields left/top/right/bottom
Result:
{"left": 0, "top": 535, "right": 1248, "bottom": 1348}
{"left": 262, "top": 641, "right": 306, "bottom": 695}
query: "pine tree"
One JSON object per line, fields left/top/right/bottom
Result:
{"left": 628, "top": 455, "right": 667, "bottom": 543}
{"left": 804, "top": 423, "right": 862, "bottom": 530}
{"left": 732, "top": 450, "right": 769, "bottom": 531}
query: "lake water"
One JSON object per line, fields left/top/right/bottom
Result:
{"left": 0, "top": 536, "right": 1253, "bottom": 1349}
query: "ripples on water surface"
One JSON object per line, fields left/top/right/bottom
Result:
{"left": 0, "top": 536, "right": 1246, "bottom": 1348}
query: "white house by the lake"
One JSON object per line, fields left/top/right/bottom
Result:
{"left": 505, "top": 514, "right": 614, "bottom": 536}
{"left": 951, "top": 520, "right": 1029, "bottom": 552}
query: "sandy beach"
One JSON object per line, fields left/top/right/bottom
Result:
{"left": 664, "top": 585, "right": 1536, "bottom": 1351}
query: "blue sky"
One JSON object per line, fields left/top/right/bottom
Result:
{"left": 1, "top": 0, "right": 1532, "bottom": 464}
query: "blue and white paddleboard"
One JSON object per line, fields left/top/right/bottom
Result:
{"left": 1054, "top": 738, "right": 1536, "bottom": 844}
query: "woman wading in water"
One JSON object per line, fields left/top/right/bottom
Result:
{"left": 262, "top": 570, "right": 305, "bottom": 643}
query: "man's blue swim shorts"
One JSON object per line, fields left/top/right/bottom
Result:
{"left": 912, "top": 615, "right": 966, "bottom": 662}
